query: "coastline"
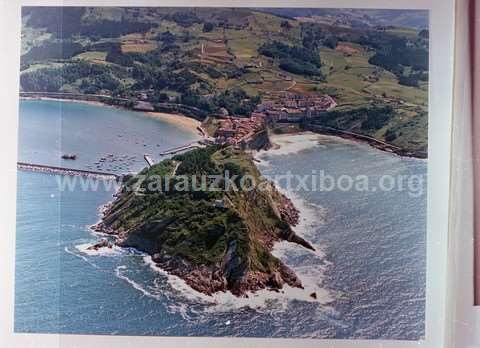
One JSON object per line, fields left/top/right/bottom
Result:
{"left": 19, "top": 96, "right": 420, "bottom": 300}
{"left": 20, "top": 96, "right": 203, "bottom": 136}
{"left": 305, "top": 126, "right": 428, "bottom": 159}
{"left": 267, "top": 130, "right": 427, "bottom": 160}
{"left": 260, "top": 132, "right": 325, "bottom": 156}
{"left": 20, "top": 95, "right": 424, "bottom": 159}
{"left": 253, "top": 135, "right": 333, "bottom": 304}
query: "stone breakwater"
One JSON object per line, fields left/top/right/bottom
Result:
{"left": 17, "top": 162, "right": 119, "bottom": 181}
{"left": 307, "top": 125, "right": 428, "bottom": 159}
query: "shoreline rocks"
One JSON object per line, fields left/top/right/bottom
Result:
{"left": 87, "top": 238, "right": 113, "bottom": 251}
{"left": 278, "top": 193, "right": 300, "bottom": 226}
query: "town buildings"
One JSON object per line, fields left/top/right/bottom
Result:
{"left": 214, "top": 115, "right": 265, "bottom": 146}
{"left": 213, "top": 93, "right": 337, "bottom": 146}
{"left": 253, "top": 92, "right": 337, "bottom": 123}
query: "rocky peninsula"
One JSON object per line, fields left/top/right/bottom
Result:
{"left": 92, "top": 145, "right": 314, "bottom": 296}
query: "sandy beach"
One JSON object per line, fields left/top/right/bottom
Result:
{"left": 268, "top": 132, "right": 323, "bottom": 154}
{"left": 147, "top": 111, "right": 201, "bottom": 134}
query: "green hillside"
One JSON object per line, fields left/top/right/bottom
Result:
{"left": 20, "top": 7, "right": 429, "bottom": 151}
{"left": 94, "top": 145, "right": 313, "bottom": 296}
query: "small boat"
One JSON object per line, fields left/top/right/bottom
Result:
{"left": 61, "top": 154, "right": 77, "bottom": 160}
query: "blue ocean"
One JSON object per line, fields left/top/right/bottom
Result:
{"left": 15, "top": 100, "right": 426, "bottom": 339}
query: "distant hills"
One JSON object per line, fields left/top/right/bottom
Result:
{"left": 256, "top": 8, "right": 428, "bottom": 29}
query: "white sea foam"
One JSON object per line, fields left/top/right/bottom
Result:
{"left": 114, "top": 265, "right": 161, "bottom": 300}
{"left": 252, "top": 155, "right": 272, "bottom": 169}
{"left": 143, "top": 255, "right": 215, "bottom": 303}
{"left": 142, "top": 254, "right": 329, "bottom": 312}
{"left": 90, "top": 217, "right": 335, "bottom": 315}
{"left": 276, "top": 182, "right": 327, "bottom": 243}
{"left": 254, "top": 136, "right": 336, "bottom": 310}
{"left": 141, "top": 237, "right": 334, "bottom": 315}
{"left": 64, "top": 246, "right": 100, "bottom": 269}
{"left": 265, "top": 191, "right": 335, "bottom": 309}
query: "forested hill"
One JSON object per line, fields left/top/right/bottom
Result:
{"left": 20, "top": 7, "right": 429, "bottom": 151}
{"left": 94, "top": 145, "right": 315, "bottom": 296}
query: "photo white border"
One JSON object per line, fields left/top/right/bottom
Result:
{"left": 446, "top": 0, "right": 480, "bottom": 347}
{"left": 0, "top": 0, "right": 455, "bottom": 347}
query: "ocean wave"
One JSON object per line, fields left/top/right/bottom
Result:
{"left": 143, "top": 255, "right": 215, "bottom": 304}
{"left": 114, "top": 265, "right": 162, "bottom": 300}
{"left": 64, "top": 246, "right": 100, "bottom": 269}
{"left": 272, "top": 241, "right": 333, "bottom": 300}
{"left": 142, "top": 246, "right": 334, "bottom": 315}
{"left": 252, "top": 155, "right": 272, "bottom": 169}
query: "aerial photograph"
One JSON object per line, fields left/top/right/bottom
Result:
{"left": 15, "top": 7, "right": 429, "bottom": 340}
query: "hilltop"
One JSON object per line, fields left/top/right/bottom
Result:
{"left": 93, "top": 145, "right": 314, "bottom": 296}
{"left": 255, "top": 8, "right": 428, "bottom": 29}
{"left": 20, "top": 7, "right": 429, "bottom": 152}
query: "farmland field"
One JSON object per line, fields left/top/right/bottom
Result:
{"left": 19, "top": 7, "right": 429, "bottom": 152}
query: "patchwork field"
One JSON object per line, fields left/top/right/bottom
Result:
{"left": 20, "top": 7, "right": 429, "bottom": 152}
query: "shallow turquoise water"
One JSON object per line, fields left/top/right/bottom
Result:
{"left": 15, "top": 100, "right": 426, "bottom": 339}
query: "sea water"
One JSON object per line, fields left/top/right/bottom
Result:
{"left": 18, "top": 99, "right": 200, "bottom": 173}
{"left": 15, "top": 100, "right": 426, "bottom": 339}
